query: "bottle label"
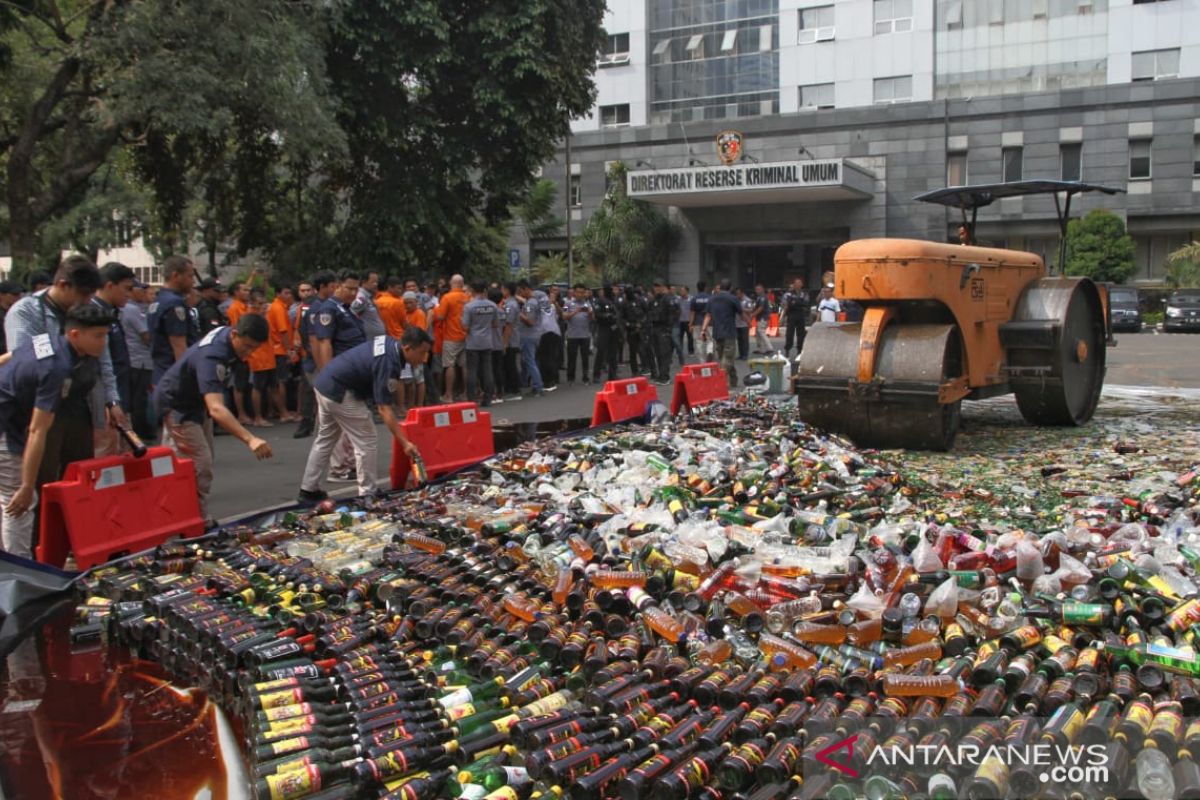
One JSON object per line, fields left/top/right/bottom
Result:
{"left": 1146, "top": 642, "right": 1192, "bottom": 662}
{"left": 502, "top": 766, "right": 531, "bottom": 787}
{"left": 269, "top": 736, "right": 310, "bottom": 757}
{"left": 522, "top": 690, "right": 570, "bottom": 718}
{"left": 439, "top": 688, "right": 474, "bottom": 708}
{"left": 265, "top": 764, "right": 321, "bottom": 800}
{"left": 483, "top": 788, "right": 520, "bottom": 800}
{"left": 1125, "top": 702, "right": 1153, "bottom": 734}
{"left": 262, "top": 703, "right": 312, "bottom": 723}
{"left": 258, "top": 688, "right": 304, "bottom": 711}
{"left": 459, "top": 786, "right": 488, "bottom": 800}
{"left": 446, "top": 702, "right": 477, "bottom": 721}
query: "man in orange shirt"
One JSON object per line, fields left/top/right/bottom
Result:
{"left": 245, "top": 290, "right": 276, "bottom": 427}
{"left": 266, "top": 283, "right": 300, "bottom": 422}
{"left": 375, "top": 275, "right": 408, "bottom": 338}
{"left": 225, "top": 280, "right": 254, "bottom": 424}
{"left": 434, "top": 274, "right": 468, "bottom": 401}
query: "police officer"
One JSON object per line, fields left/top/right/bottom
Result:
{"left": 620, "top": 286, "right": 647, "bottom": 376}
{"left": 196, "top": 278, "right": 227, "bottom": 334}
{"left": 297, "top": 327, "right": 431, "bottom": 503}
{"left": 591, "top": 285, "right": 621, "bottom": 383}
{"left": 648, "top": 280, "right": 678, "bottom": 385}
{"left": 311, "top": 270, "right": 366, "bottom": 482}
{"left": 0, "top": 306, "right": 112, "bottom": 556}
{"left": 781, "top": 276, "right": 811, "bottom": 359}
{"left": 91, "top": 262, "right": 136, "bottom": 456}
{"left": 148, "top": 255, "right": 198, "bottom": 383}
{"left": 690, "top": 281, "right": 712, "bottom": 358}
{"left": 154, "top": 316, "right": 274, "bottom": 523}
{"left": 294, "top": 272, "right": 335, "bottom": 438}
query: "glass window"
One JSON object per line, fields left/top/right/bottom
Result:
{"left": 1002, "top": 146, "right": 1023, "bottom": 182}
{"left": 569, "top": 174, "right": 582, "bottom": 208}
{"left": 1132, "top": 48, "right": 1180, "bottom": 81}
{"left": 947, "top": 151, "right": 968, "bottom": 186}
{"left": 873, "top": 75, "right": 912, "bottom": 104}
{"left": 1130, "top": 139, "right": 1152, "bottom": 180}
{"left": 1193, "top": 135, "right": 1200, "bottom": 177}
{"left": 874, "top": 0, "right": 913, "bottom": 34}
{"left": 1060, "top": 143, "right": 1082, "bottom": 182}
{"left": 799, "top": 5, "right": 836, "bottom": 43}
{"left": 599, "top": 104, "right": 630, "bottom": 128}
{"left": 721, "top": 30, "right": 738, "bottom": 53}
{"left": 600, "top": 33, "right": 631, "bottom": 66}
{"left": 800, "top": 83, "right": 835, "bottom": 109}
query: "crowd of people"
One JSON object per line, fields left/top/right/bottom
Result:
{"left": 0, "top": 254, "right": 840, "bottom": 554}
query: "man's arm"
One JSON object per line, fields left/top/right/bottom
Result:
{"left": 204, "top": 393, "right": 272, "bottom": 459}
{"left": 314, "top": 339, "right": 333, "bottom": 371}
{"left": 378, "top": 404, "right": 419, "bottom": 458}
{"left": 169, "top": 336, "right": 187, "bottom": 361}
{"left": 4, "top": 302, "right": 37, "bottom": 354}
{"left": 6, "top": 408, "right": 53, "bottom": 516}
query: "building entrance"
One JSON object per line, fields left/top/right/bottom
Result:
{"left": 706, "top": 242, "right": 840, "bottom": 291}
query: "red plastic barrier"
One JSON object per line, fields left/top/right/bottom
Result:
{"left": 670, "top": 362, "right": 730, "bottom": 415}
{"left": 767, "top": 312, "right": 780, "bottom": 336}
{"left": 36, "top": 447, "right": 204, "bottom": 570}
{"left": 390, "top": 402, "right": 494, "bottom": 490}
{"left": 591, "top": 377, "right": 659, "bottom": 426}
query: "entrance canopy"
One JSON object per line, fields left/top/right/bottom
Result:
{"left": 626, "top": 158, "right": 875, "bottom": 207}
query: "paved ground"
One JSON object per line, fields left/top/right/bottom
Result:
{"left": 206, "top": 330, "right": 1198, "bottom": 521}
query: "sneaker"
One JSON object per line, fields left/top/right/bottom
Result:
{"left": 544, "top": 385, "right": 558, "bottom": 393}
{"left": 505, "top": 394, "right": 523, "bottom": 402}
{"left": 329, "top": 469, "right": 357, "bottom": 483}
{"left": 655, "top": 378, "right": 671, "bottom": 386}
{"left": 297, "top": 488, "right": 329, "bottom": 503}
{"left": 532, "top": 390, "right": 544, "bottom": 397}
{"left": 582, "top": 378, "right": 591, "bottom": 386}
{"left": 492, "top": 397, "right": 504, "bottom": 405}
{"left": 292, "top": 424, "right": 313, "bottom": 439}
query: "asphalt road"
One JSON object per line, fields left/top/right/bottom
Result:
{"left": 205, "top": 330, "right": 1198, "bottom": 521}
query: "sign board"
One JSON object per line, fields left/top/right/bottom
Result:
{"left": 508, "top": 249, "right": 521, "bottom": 272}
{"left": 628, "top": 159, "right": 846, "bottom": 199}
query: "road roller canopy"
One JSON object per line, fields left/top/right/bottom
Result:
{"left": 913, "top": 179, "right": 1123, "bottom": 211}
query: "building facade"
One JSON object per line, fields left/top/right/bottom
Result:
{"left": 516, "top": 0, "right": 1200, "bottom": 288}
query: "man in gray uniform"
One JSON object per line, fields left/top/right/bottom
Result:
{"left": 461, "top": 281, "right": 500, "bottom": 407}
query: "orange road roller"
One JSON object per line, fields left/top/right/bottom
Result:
{"left": 794, "top": 180, "right": 1123, "bottom": 450}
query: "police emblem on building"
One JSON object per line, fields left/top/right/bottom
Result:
{"left": 716, "top": 130, "right": 744, "bottom": 166}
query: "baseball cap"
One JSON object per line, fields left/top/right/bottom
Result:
{"left": 0, "top": 280, "right": 22, "bottom": 295}
{"left": 198, "top": 277, "right": 223, "bottom": 291}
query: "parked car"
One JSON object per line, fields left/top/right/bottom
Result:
{"left": 1164, "top": 290, "right": 1200, "bottom": 332}
{"left": 1108, "top": 286, "right": 1142, "bottom": 332}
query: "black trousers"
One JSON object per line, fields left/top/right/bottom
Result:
{"left": 785, "top": 323, "right": 807, "bottom": 355}
{"left": 465, "top": 349, "right": 494, "bottom": 404}
{"left": 737, "top": 328, "right": 750, "bottom": 360}
{"left": 626, "top": 330, "right": 643, "bottom": 373}
{"left": 566, "top": 338, "right": 591, "bottom": 382}
{"left": 651, "top": 327, "right": 673, "bottom": 381}
{"left": 502, "top": 348, "right": 521, "bottom": 395}
{"left": 129, "top": 367, "right": 154, "bottom": 439}
{"left": 537, "top": 332, "right": 561, "bottom": 388}
{"left": 679, "top": 321, "right": 695, "bottom": 354}
{"left": 593, "top": 327, "right": 619, "bottom": 381}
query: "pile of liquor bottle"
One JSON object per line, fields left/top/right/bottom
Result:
{"left": 71, "top": 399, "right": 1200, "bottom": 800}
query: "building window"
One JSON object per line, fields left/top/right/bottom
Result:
{"left": 800, "top": 83, "right": 835, "bottom": 109}
{"left": 569, "top": 174, "right": 582, "bottom": 208}
{"left": 1193, "top": 135, "right": 1200, "bottom": 177}
{"left": 599, "top": 33, "right": 630, "bottom": 66}
{"left": 945, "top": 1, "right": 963, "bottom": 28}
{"left": 720, "top": 29, "right": 738, "bottom": 54}
{"left": 599, "top": 104, "right": 630, "bottom": 128}
{"left": 1002, "top": 146, "right": 1023, "bottom": 182}
{"left": 873, "top": 75, "right": 913, "bottom": 104}
{"left": 947, "top": 151, "right": 967, "bottom": 186}
{"left": 685, "top": 33, "right": 705, "bottom": 59}
{"left": 874, "top": 0, "right": 913, "bottom": 34}
{"left": 1060, "top": 143, "right": 1082, "bottom": 182}
{"left": 799, "top": 6, "right": 836, "bottom": 43}
{"left": 1130, "top": 139, "right": 1152, "bottom": 180}
{"left": 1132, "top": 48, "right": 1180, "bottom": 81}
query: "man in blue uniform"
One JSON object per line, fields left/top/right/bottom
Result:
{"left": 154, "top": 316, "right": 274, "bottom": 522}
{"left": 91, "top": 262, "right": 136, "bottom": 455}
{"left": 297, "top": 326, "right": 431, "bottom": 502}
{"left": 0, "top": 306, "right": 112, "bottom": 557}
{"left": 293, "top": 272, "right": 334, "bottom": 438}
{"left": 148, "top": 255, "right": 197, "bottom": 383}
{"left": 310, "top": 271, "right": 365, "bottom": 482}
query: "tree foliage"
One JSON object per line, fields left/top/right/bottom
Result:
{"left": 1166, "top": 242, "right": 1200, "bottom": 289}
{"left": 575, "top": 161, "right": 678, "bottom": 285}
{"left": 1062, "top": 209, "right": 1136, "bottom": 284}
{"left": 0, "top": 0, "right": 343, "bottom": 280}
{"left": 323, "top": 0, "right": 605, "bottom": 276}
{"left": 514, "top": 179, "right": 563, "bottom": 240}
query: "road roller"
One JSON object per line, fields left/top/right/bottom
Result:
{"left": 794, "top": 180, "right": 1123, "bottom": 451}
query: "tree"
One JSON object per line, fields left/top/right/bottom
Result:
{"left": 1166, "top": 242, "right": 1200, "bottom": 288}
{"left": 575, "top": 161, "right": 678, "bottom": 285}
{"left": 0, "top": 0, "right": 343, "bottom": 278}
{"left": 514, "top": 179, "right": 563, "bottom": 240}
{"left": 323, "top": 0, "right": 605, "bottom": 275}
{"left": 1062, "top": 209, "right": 1136, "bottom": 284}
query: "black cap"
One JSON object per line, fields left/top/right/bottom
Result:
{"left": 0, "top": 280, "right": 22, "bottom": 295}
{"left": 198, "top": 277, "right": 223, "bottom": 291}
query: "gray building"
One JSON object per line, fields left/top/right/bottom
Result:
{"left": 514, "top": 0, "right": 1200, "bottom": 288}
